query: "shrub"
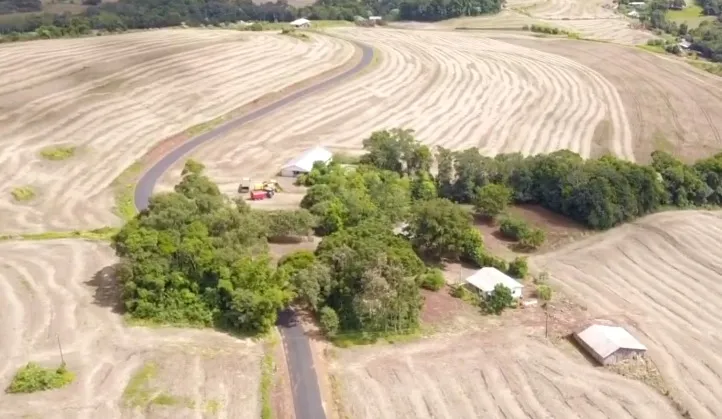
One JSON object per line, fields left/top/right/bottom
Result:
{"left": 499, "top": 217, "right": 531, "bottom": 240}
{"left": 319, "top": 306, "right": 339, "bottom": 337}
{"left": 507, "top": 257, "right": 528, "bottom": 279}
{"left": 418, "top": 269, "right": 445, "bottom": 291}
{"left": 249, "top": 22, "right": 263, "bottom": 31}
{"left": 536, "top": 284, "right": 552, "bottom": 301}
{"left": 518, "top": 228, "right": 546, "bottom": 250}
{"left": 485, "top": 284, "right": 514, "bottom": 314}
{"left": 6, "top": 362, "right": 75, "bottom": 393}
{"left": 521, "top": 24, "right": 530, "bottom": 31}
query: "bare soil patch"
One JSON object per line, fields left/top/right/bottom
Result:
{"left": 493, "top": 37, "right": 722, "bottom": 162}
{"left": 532, "top": 210, "right": 722, "bottom": 419}
{"left": 0, "top": 29, "right": 355, "bottom": 234}
{"left": 0, "top": 240, "right": 263, "bottom": 419}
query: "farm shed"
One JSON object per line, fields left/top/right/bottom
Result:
{"left": 290, "top": 18, "right": 311, "bottom": 28}
{"left": 574, "top": 324, "right": 647, "bottom": 365}
{"left": 464, "top": 267, "right": 524, "bottom": 299}
{"left": 280, "top": 146, "right": 332, "bottom": 177}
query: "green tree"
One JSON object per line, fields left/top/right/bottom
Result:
{"left": 519, "top": 228, "right": 546, "bottom": 250}
{"left": 417, "top": 269, "right": 445, "bottom": 291}
{"left": 289, "top": 262, "right": 331, "bottom": 310}
{"left": 319, "top": 306, "right": 340, "bottom": 337}
{"left": 473, "top": 183, "right": 513, "bottom": 219}
{"left": 507, "top": 257, "right": 528, "bottom": 279}
{"left": 536, "top": 284, "right": 552, "bottom": 301}
{"left": 406, "top": 198, "right": 474, "bottom": 260}
{"left": 486, "top": 284, "right": 514, "bottom": 314}
{"left": 411, "top": 172, "right": 438, "bottom": 201}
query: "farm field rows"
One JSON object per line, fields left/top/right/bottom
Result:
{"left": 331, "top": 328, "right": 679, "bottom": 419}
{"left": 494, "top": 36, "right": 722, "bottom": 160}
{"left": 0, "top": 29, "right": 355, "bottom": 234}
{"left": 158, "top": 27, "right": 636, "bottom": 192}
{"left": 532, "top": 210, "right": 722, "bottom": 419}
{"left": 0, "top": 240, "right": 263, "bottom": 419}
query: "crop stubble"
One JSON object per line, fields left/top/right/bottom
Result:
{"left": 159, "top": 28, "right": 635, "bottom": 192}
{"left": 532, "top": 210, "right": 722, "bottom": 419}
{"left": 0, "top": 29, "right": 354, "bottom": 234}
{"left": 331, "top": 328, "right": 678, "bottom": 419}
{"left": 0, "top": 240, "right": 263, "bottom": 419}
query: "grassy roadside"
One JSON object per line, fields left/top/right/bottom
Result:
{"left": 0, "top": 227, "right": 118, "bottom": 242}
{"left": 260, "top": 333, "right": 279, "bottom": 419}
{"left": 112, "top": 161, "right": 144, "bottom": 221}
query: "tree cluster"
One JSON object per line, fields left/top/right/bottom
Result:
{"left": 0, "top": 0, "right": 40, "bottom": 15}
{"left": 689, "top": 20, "right": 722, "bottom": 62}
{"left": 436, "top": 147, "right": 722, "bottom": 230}
{"left": 111, "top": 161, "right": 317, "bottom": 335}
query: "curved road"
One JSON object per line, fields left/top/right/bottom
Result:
{"left": 134, "top": 39, "right": 374, "bottom": 419}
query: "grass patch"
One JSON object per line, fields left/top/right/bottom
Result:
{"left": 205, "top": 399, "right": 221, "bottom": 414}
{"left": 123, "top": 362, "right": 158, "bottom": 407}
{"left": 666, "top": 5, "right": 716, "bottom": 28}
{"left": 11, "top": 186, "right": 36, "bottom": 202}
{"left": 329, "top": 329, "right": 421, "bottom": 348}
{"left": 186, "top": 115, "right": 226, "bottom": 137}
{"left": 0, "top": 227, "right": 119, "bottom": 242}
{"left": 260, "top": 341, "right": 275, "bottom": 419}
{"left": 39, "top": 145, "right": 76, "bottom": 161}
{"left": 6, "top": 362, "right": 75, "bottom": 394}
{"left": 688, "top": 59, "right": 722, "bottom": 77}
{"left": 637, "top": 44, "right": 666, "bottom": 54}
{"left": 112, "top": 161, "right": 143, "bottom": 221}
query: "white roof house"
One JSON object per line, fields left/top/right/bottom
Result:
{"left": 280, "top": 146, "right": 332, "bottom": 177}
{"left": 574, "top": 324, "right": 647, "bottom": 365}
{"left": 290, "top": 18, "right": 311, "bottom": 28}
{"left": 464, "top": 267, "right": 524, "bottom": 298}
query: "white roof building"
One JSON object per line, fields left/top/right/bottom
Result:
{"left": 574, "top": 324, "right": 647, "bottom": 365}
{"left": 280, "top": 146, "right": 332, "bottom": 177}
{"left": 464, "top": 267, "right": 524, "bottom": 298}
{"left": 290, "top": 18, "right": 311, "bottom": 28}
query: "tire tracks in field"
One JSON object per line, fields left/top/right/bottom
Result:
{"left": 133, "top": 38, "right": 374, "bottom": 419}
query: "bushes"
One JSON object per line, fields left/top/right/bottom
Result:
{"left": 536, "top": 284, "right": 553, "bottom": 301}
{"left": 485, "top": 284, "right": 514, "bottom": 314}
{"left": 507, "top": 257, "right": 528, "bottom": 279}
{"left": 319, "top": 307, "right": 340, "bottom": 337}
{"left": 418, "top": 269, "right": 445, "bottom": 291}
{"left": 500, "top": 217, "right": 530, "bottom": 240}
{"left": 6, "top": 362, "right": 74, "bottom": 393}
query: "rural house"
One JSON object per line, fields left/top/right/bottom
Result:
{"left": 464, "top": 267, "right": 524, "bottom": 299}
{"left": 290, "top": 18, "right": 311, "bottom": 28}
{"left": 280, "top": 146, "right": 332, "bottom": 177}
{"left": 574, "top": 324, "right": 647, "bottom": 365}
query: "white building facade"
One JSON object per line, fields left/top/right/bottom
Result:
{"left": 280, "top": 146, "right": 333, "bottom": 177}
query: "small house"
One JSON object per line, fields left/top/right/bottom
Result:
{"left": 280, "top": 146, "right": 333, "bottom": 177}
{"left": 464, "top": 267, "right": 524, "bottom": 299}
{"left": 628, "top": 1, "right": 646, "bottom": 8}
{"left": 290, "top": 18, "right": 311, "bottom": 28}
{"left": 369, "top": 16, "right": 383, "bottom": 21}
{"left": 574, "top": 324, "right": 647, "bottom": 365}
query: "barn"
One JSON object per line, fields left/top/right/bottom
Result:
{"left": 280, "top": 146, "right": 332, "bottom": 177}
{"left": 574, "top": 324, "right": 647, "bottom": 365}
{"left": 464, "top": 267, "right": 524, "bottom": 299}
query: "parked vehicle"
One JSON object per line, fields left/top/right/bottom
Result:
{"left": 250, "top": 190, "right": 266, "bottom": 200}
{"left": 238, "top": 177, "right": 251, "bottom": 193}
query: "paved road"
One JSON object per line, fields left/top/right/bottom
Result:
{"left": 134, "top": 39, "right": 374, "bottom": 419}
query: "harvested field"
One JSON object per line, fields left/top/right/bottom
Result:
{"left": 0, "top": 29, "right": 355, "bottom": 234}
{"left": 331, "top": 328, "right": 680, "bottom": 418}
{"left": 160, "top": 27, "right": 636, "bottom": 191}
{"left": 532, "top": 210, "right": 722, "bottom": 419}
{"left": 0, "top": 240, "right": 263, "bottom": 419}
{"left": 494, "top": 36, "right": 722, "bottom": 160}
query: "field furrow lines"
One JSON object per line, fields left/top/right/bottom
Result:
{"left": 533, "top": 210, "right": 722, "bottom": 419}
{"left": 0, "top": 30, "right": 355, "bottom": 233}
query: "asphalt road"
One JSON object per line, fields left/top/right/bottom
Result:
{"left": 134, "top": 39, "right": 374, "bottom": 419}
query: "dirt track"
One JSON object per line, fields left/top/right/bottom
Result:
{"left": 0, "top": 29, "right": 354, "bottom": 234}
{"left": 0, "top": 240, "right": 263, "bottom": 419}
{"left": 533, "top": 210, "right": 722, "bottom": 419}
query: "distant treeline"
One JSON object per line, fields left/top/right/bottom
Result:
{"left": 0, "top": 0, "right": 503, "bottom": 35}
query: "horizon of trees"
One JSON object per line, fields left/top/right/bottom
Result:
{"left": 0, "top": 0, "right": 503, "bottom": 36}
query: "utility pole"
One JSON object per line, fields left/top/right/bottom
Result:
{"left": 57, "top": 335, "right": 65, "bottom": 364}
{"left": 544, "top": 303, "right": 550, "bottom": 339}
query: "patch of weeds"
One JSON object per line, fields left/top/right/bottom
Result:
{"left": 205, "top": 399, "right": 221, "bottom": 414}
{"left": 11, "top": 186, "right": 36, "bottom": 202}
{"left": 39, "top": 145, "right": 76, "bottom": 161}
{"left": 6, "top": 362, "right": 75, "bottom": 394}
{"left": 186, "top": 115, "right": 226, "bottom": 137}
{"left": 329, "top": 373, "right": 350, "bottom": 419}
{"left": 0, "top": 227, "right": 119, "bottom": 242}
{"left": 123, "top": 362, "right": 158, "bottom": 407}
{"left": 281, "top": 28, "right": 310, "bottom": 40}
{"left": 112, "top": 161, "right": 143, "bottom": 221}
{"left": 688, "top": 59, "right": 722, "bottom": 77}
{"left": 330, "top": 329, "right": 420, "bottom": 348}
{"left": 260, "top": 339, "right": 276, "bottom": 419}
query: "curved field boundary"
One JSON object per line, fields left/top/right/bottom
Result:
{"left": 132, "top": 38, "right": 374, "bottom": 419}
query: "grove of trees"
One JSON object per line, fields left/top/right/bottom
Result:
{"left": 0, "top": 0, "right": 502, "bottom": 37}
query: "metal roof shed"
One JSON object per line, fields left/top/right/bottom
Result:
{"left": 574, "top": 324, "right": 647, "bottom": 365}
{"left": 464, "top": 267, "right": 524, "bottom": 299}
{"left": 280, "top": 146, "right": 332, "bottom": 177}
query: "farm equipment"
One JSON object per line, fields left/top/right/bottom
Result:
{"left": 238, "top": 177, "right": 251, "bottom": 193}
{"left": 250, "top": 190, "right": 267, "bottom": 201}
{"left": 252, "top": 180, "right": 282, "bottom": 193}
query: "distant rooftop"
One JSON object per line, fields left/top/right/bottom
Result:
{"left": 465, "top": 267, "right": 523, "bottom": 293}
{"left": 576, "top": 324, "right": 647, "bottom": 359}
